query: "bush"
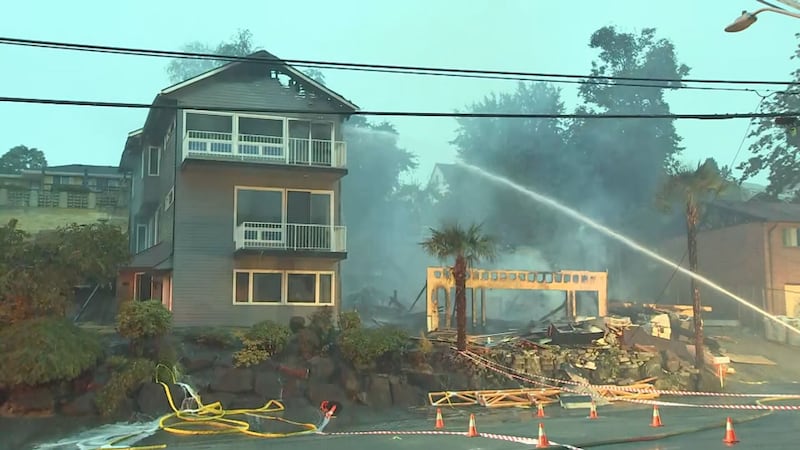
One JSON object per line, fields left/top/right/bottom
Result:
{"left": 0, "top": 317, "right": 103, "bottom": 387}
{"left": 309, "top": 309, "right": 335, "bottom": 344}
{"left": 94, "top": 356, "right": 155, "bottom": 417}
{"left": 289, "top": 316, "right": 306, "bottom": 333}
{"left": 296, "top": 328, "right": 321, "bottom": 360}
{"left": 338, "top": 326, "right": 409, "bottom": 370}
{"left": 338, "top": 311, "right": 361, "bottom": 332}
{"left": 116, "top": 300, "right": 172, "bottom": 355}
{"left": 233, "top": 321, "right": 291, "bottom": 368}
{"left": 183, "top": 328, "right": 236, "bottom": 348}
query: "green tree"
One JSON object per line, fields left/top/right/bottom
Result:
{"left": 657, "top": 159, "right": 727, "bottom": 372}
{"left": 0, "top": 220, "right": 130, "bottom": 325}
{"left": 570, "top": 26, "right": 690, "bottom": 230}
{"left": 451, "top": 82, "right": 569, "bottom": 247}
{"left": 167, "top": 29, "right": 255, "bottom": 83}
{"left": 420, "top": 223, "right": 496, "bottom": 351}
{"left": 0, "top": 145, "right": 47, "bottom": 174}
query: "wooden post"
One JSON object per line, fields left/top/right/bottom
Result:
{"left": 471, "top": 288, "right": 477, "bottom": 327}
{"left": 480, "top": 288, "right": 486, "bottom": 327}
{"left": 445, "top": 288, "right": 452, "bottom": 329}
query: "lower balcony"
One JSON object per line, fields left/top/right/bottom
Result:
{"left": 235, "top": 222, "right": 347, "bottom": 254}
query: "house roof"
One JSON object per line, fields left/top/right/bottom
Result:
{"left": 125, "top": 242, "right": 172, "bottom": 271}
{"left": 709, "top": 200, "right": 800, "bottom": 222}
{"left": 160, "top": 50, "right": 359, "bottom": 111}
{"left": 426, "top": 163, "right": 467, "bottom": 189}
{"left": 20, "top": 164, "right": 123, "bottom": 178}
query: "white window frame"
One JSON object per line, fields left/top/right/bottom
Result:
{"left": 140, "top": 151, "right": 145, "bottom": 179}
{"left": 152, "top": 209, "right": 160, "bottom": 245}
{"left": 165, "top": 186, "right": 175, "bottom": 210}
{"left": 232, "top": 270, "right": 335, "bottom": 306}
{"left": 233, "top": 185, "right": 335, "bottom": 229}
{"left": 163, "top": 121, "right": 175, "bottom": 150}
{"left": 784, "top": 227, "right": 800, "bottom": 247}
{"left": 182, "top": 109, "right": 337, "bottom": 146}
{"left": 147, "top": 146, "right": 161, "bottom": 176}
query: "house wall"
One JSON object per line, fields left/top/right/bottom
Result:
{"left": 172, "top": 163, "right": 344, "bottom": 326}
{"left": 659, "top": 222, "right": 768, "bottom": 322}
{"left": 763, "top": 222, "right": 800, "bottom": 316}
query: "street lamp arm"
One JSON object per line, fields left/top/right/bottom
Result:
{"left": 725, "top": 7, "right": 800, "bottom": 32}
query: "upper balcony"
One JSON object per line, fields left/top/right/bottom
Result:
{"left": 181, "top": 111, "right": 346, "bottom": 170}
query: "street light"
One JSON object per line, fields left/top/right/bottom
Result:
{"left": 725, "top": 7, "right": 800, "bottom": 32}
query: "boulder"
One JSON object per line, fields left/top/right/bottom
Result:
{"left": 209, "top": 367, "right": 254, "bottom": 394}
{"left": 198, "top": 391, "right": 236, "bottom": 408}
{"left": 309, "top": 356, "right": 336, "bottom": 382}
{"left": 365, "top": 375, "right": 393, "bottom": 409}
{"left": 306, "top": 382, "right": 347, "bottom": 407}
{"left": 5, "top": 387, "right": 54, "bottom": 415}
{"left": 390, "top": 382, "right": 424, "bottom": 407}
{"left": 61, "top": 392, "right": 98, "bottom": 416}
{"left": 253, "top": 369, "right": 282, "bottom": 400}
{"left": 136, "top": 382, "right": 184, "bottom": 416}
{"left": 181, "top": 356, "right": 216, "bottom": 374}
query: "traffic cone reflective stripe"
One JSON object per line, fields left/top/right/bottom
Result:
{"left": 723, "top": 416, "right": 739, "bottom": 444}
{"left": 466, "top": 413, "right": 479, "bottom": 437}
{"left": 536, "top": 422, "right": 550, "bottom": 448}
{"left": 588, "top": 400, "right": 599, "bottom": 420}
{"left": 435, "top": 408, "right": 445, "bottom": 429}
{"left": 537, "top": 402, "right": 546, "bottom": 418}
{"left": 650, "top": 405, "right": 663, "bottom": 427}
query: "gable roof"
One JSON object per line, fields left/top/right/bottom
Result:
{"left": 709, "top": 200, "right": 800, "bottom": 222}
{"left": 160, "top": 50, "right": 359, "bottom": 111}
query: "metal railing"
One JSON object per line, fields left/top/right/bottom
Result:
{"left": 184, "top": 130, "right": 347, "bottom": 168}
{"left": 235, "top": 222, "right": 347, "bottom": 252}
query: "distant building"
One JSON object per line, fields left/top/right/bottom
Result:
{"left": 659, "top": 200, "right": 800, "bottom": 324}
{"left": 0, "top": 164, "right": 129, "bottom": 232}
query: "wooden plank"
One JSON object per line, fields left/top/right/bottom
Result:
{"left": 725, "top": 353, "right": 778, "bottom": 366}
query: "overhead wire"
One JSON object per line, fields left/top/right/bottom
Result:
{"left": 0, "top": 96, "right": 799, "bottom": 120}
{"left": 0, "top": 36, "right": 797, "bottom": 95}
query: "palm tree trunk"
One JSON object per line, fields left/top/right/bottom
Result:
{"left": 686, "top": 200, "right": 704, "bottom": 371}
{"left": 453, "top": 254, "right": 468, "bottom": 351}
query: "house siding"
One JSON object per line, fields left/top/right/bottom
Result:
{"left": 172, "top": 164, "right": 343, "bottom": 327}
{"left": 764, "top": 222, "right": 800, "bottom": 316}
{"left": 659, "top": 222, "right": 767, "bottom": 321}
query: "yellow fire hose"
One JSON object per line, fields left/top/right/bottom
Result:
{"left": 153, "top": 364, "right": 321, "bottom": 439}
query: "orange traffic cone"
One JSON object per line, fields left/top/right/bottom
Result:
{"left": 536, "top": 402, "right": 546, "bottom": 418}
{"left": 650, "top": 405, "right": 663, "bottom": 428}
{"left": 588, "top": 400, "right": 599, "bottom": 420}
{"left": 435, "top": 408, "right": 445, "bottom": 429}
{"left": 466, "top": 413, "right": 479, "bottom": 437}
{"left": 723, "top": 417, "right": 739, "bottom": 445}
{"left": 536, "top": 422, "right": 550, "bottom": 448}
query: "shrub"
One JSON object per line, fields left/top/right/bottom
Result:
{"left": 338, "top": 326, "right": 409, "bottom": 370}
{"left": 419, "top": 331, "right": 434, "bottom": 355}
{"left": 94, "top": 357, "right": 155, "bottom": 417}
{"left": 233, "top": 321, "right": 291, "bottom": 368}
{"left": 289, "top": 316, "right": 306, "bottom": 333}
{"left": 183, "top": 327, "right": 236, "bottom": 348}
{"left": 116, "top": 300, "right": 172, "bottom": 355}
{"left": 309, "top": 309, "right": 335, "bottom": 344}
{"left": 296, "top": 328, "right": 321, "bottom": 360}
{"left": 0, "top": 317, "right": 103, "bottom": 387}
{"left": 338, "top": 311, "right": 361, "bottom": 332}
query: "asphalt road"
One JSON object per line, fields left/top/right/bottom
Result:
{"left": 129, "top": 400, "right": 795, "bottom": 450}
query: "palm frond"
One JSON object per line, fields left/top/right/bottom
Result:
{"left": 657, "top": 159, "right": 729, "bottom": 212}
{"left": 419, "top": 222, "right": 497, "bottom": 267}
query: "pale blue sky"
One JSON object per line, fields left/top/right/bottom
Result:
{"left": 0, "top": 0, "right": 796, "bottom": 184}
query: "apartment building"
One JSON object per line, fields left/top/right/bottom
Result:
{"left": 117, "top": 50, "right": 357, "bottom": 326}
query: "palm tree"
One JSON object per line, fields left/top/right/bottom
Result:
{"left": 657, "top": 159, "right": 727, "bottom": 371}
{"left": 420, "top": 223, "right": 497, "bottom": 351}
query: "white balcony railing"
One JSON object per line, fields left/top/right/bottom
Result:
{"left": 183, "top": 130, "right": 347, "bottom": 168}
{"left": 235, "top": 222, "right": 347, "bottom": 252}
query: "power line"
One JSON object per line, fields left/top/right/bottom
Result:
{"left": 0, "top": 96, "right": 797, "bottom": 120}
{"left": 0, "top": 36, "right": 795, "bottom": 95}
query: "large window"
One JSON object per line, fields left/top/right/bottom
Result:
{"left": 235, "top": 188, "right": 332, "bottom": 226}
{"left": 135, "top": 224, "right": 148, "bottom": 253}
{"left": 233, "top": 270, "right": 334, "bottom": 305}
{"left": 784, "top": 227, "right": 800, "bottom": 247}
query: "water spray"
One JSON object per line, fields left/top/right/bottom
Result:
{"left": 458, "top": 162, "right": 800, "bottom": 337}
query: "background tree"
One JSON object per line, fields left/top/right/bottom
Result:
{"left": 657, "top": 159, "right": 727, "bottom": 372}
{"left": 0, "top": 145, "right": 47, "bottom": 174}
{"left": 167, "top": 29, "right": 255, "bottom": 83}
{"left": 420, "top": 223, "right": 496, "bottom": 351}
